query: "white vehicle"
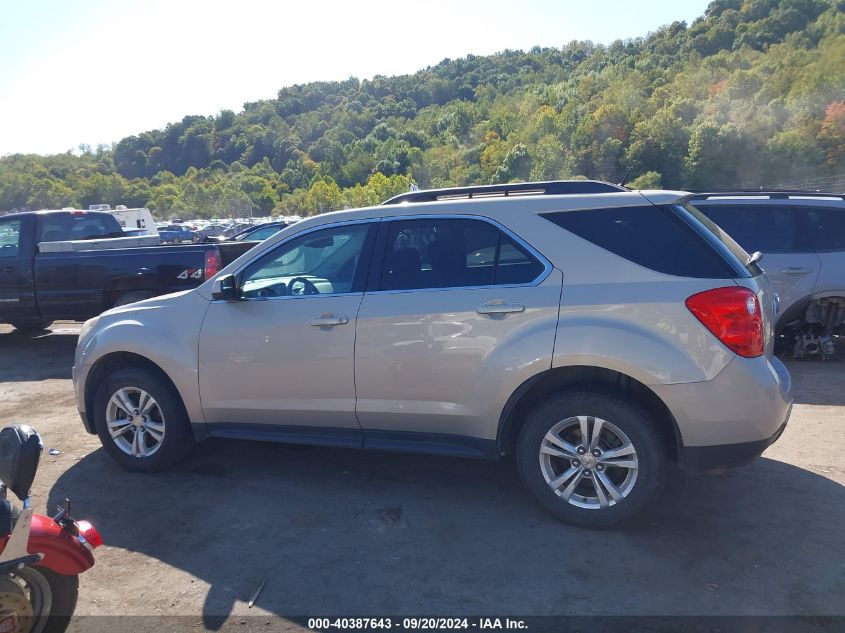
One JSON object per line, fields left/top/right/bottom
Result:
{"left": 90, "top": 205, "right": 158, "bottom": 236}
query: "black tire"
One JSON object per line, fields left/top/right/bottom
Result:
{"left": 39, "top": 568, "right": 79, "bottom": 633}
{"left": 93, "top": 367, "right": 195, "bottom": 472}
{"left": 516, "top": 390, "right": 666, "bottom": 528}
{"left": 10, "top": 320, "right": 51, "bottom": 333}
{"left": 3, "top": 567, "right": 78, "bottom": 633}
{"left": 112, "top": 290, "right": 155, "bottom": 308}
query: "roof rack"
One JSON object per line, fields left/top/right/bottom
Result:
{"left": 381, "top": 180, "right": 626, "bottom": 205}
{"left": 688, "top": 190, "right": 845, "bottom": 201}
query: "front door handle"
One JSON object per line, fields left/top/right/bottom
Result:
{"left": 310, "top": 315, "right": 349, "bottom": 327}
{"left": 780, "top": 267, "right": 813, "bottom": 275}
{"left": 3, "top": 267, "right": 14, "bottom": 274}
{"left": 477, "top": 302, "right": 525, "bottom": 316}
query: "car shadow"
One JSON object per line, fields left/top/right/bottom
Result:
{"left": 0, "top": 326, "right": 77, "bottom": 381}
{"left": 49, "top": 441, "right": 845, "bottom": 623}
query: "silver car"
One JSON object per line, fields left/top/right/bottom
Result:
{"left": 72, "top": 181, "right": 792, "bottom": 527}
{"left": 688, "top": 192, "right": 845, "bottom": 360}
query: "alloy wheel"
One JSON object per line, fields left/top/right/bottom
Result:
{"left": 105, "top": 387, "right": 166, "bottom": 458}
{"left": 538, "top": 415, "right": 639, "bottom": 509}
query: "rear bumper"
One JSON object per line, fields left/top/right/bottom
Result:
{"left": 683, "top": 412, "right": 790, "bottom": 474}
{"left": 652, "top": 354, "right": 793, "bottom": 474}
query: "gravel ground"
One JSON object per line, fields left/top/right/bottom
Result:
{"left": 0, "top": 322, "right": 843, "bottom": 631}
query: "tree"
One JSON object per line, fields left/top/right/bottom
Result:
{"left": 818, "top": 100, "right": 845, "bottom": 166}
{"left": 493, "top": 144, "right": 532, "bottom": 183}
{"left": 628, "top": 171, "right": 662, "bottom": 189}
{"left": 3, "top": 0, "right": 844, "bottom": 214}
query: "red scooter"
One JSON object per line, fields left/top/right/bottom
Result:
{"left": 0, "top": 426, "right": 101, "bottom": 633}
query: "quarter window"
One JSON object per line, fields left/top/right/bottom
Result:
{"left": 380, "top": 218, "right": 544, "bottom": 291}
{"left": 542, "top": 205, "right": 736, "bottom": 279}
{"left": 240, "top": 223, "right": 372, "bottom": 298}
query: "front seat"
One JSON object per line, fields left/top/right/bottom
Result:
{"left": 427, "top": 239, "right": 466, "bottom": 288}
{"left": 385, "top": 248, "right": 421, "bottom": 290}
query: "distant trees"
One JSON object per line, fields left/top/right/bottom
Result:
{"left": 2, "top": 0, "right": 844, "bottom": 217}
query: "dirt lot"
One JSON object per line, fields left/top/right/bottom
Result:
{"left": 0, "top": 322, "right": 843, "bottom": 629}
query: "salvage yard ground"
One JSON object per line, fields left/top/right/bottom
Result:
{"left": 0, "top": 323, "right": 843, "bottom": 629}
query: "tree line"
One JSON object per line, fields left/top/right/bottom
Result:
{"left": 1, "top": 0, "right": 844, "bottom": 218}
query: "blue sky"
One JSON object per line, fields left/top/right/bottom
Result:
{"left": 0, "top": 0, "right": 710, "bottom": 156}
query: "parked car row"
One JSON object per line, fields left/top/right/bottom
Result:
{"left": 72, "top": 180, "right": 798, "bottom": 528}
{"left": 155, "top": 219, "right": 297, "bottom": 244}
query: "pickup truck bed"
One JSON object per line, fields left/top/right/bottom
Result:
{"left": 0, "top": 210, "right": 254, "bottom": 330}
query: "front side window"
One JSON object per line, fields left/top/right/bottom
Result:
{"left": 241, "top": 223, "right": 372, "bottom": 298}
{"left": 801, "top": 207, "right": 845, "bottom": 251}
{"left": 381, "top": 218, "right": 544, "bottom": 291}
{"left": 0, "top": 220, "right": 22, "bottom": 257}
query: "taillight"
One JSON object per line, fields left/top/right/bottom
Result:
{"left": 685, "top": 286, "right": 763, "bottom": 358}
{"left": 76, "top": 520, "right": 103, "bottom": 549}
{"left": 204, "top": 249, "right": 222, "bottom": 279}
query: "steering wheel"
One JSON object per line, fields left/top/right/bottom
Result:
{"left": 254, "top": 283, "right": 289, "bottom": 298}
{"left": 288, "top": 277, "right": 320, "bottom": 296}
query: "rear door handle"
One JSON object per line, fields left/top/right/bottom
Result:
{"left": 779, "top": 267, "right": 813, "bottom": 275}
{"left": 3, "top": 267, "right": 14, "bottom": 274}
{"left": 477, "top": 302, "right": 525, "bottom": 316}
{"left": 310, "top": 315, "right": 349, "bottom": 327}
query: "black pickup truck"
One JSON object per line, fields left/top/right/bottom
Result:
{"left": 0, "top": 210, "right": 254, "bottom": 332}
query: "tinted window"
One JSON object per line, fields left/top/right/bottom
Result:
{"left": 0, "top": 220, "right": 22, "bottom": 257}
{"left": 37, "top": 212, "right": 122, "bottom": 242}
{"left": 238, "top": 225, "right": 283, "bottom": 241}
{"left": 541, "top": 205, "right": 736, "bottom": 279}
{"left": 680, "top": 204, "right": 760, "bottom": 277}
{"left": 381, "top": 218, "right": 544, "bottom": 291}
{"left": 693, "top": 204, "right": 808, "bottom": 253}
{"left": 802, "top": 207, "right": 845, "bottom": 251}
{"left": 241, "top": 223, "right": 371, "bottom": 298}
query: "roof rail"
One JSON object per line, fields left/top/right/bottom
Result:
{"left": 381, "top": 180, "right": 626, "bottom": 205}
{"left": 688, "top": 190, "right": 845, "bottom": 201}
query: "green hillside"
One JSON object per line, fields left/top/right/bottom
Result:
{"left": 2, "top": 0, "right": 844, "bottom": 217}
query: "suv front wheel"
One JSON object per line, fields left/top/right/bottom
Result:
{"left": 517, "top": 390, "right": 666, "bottom": 527}
{"left": 93, "top": 367, "right": 195, "bottom": 472}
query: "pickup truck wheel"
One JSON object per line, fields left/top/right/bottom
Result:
{"left": 516, "top": 391, "right": 666, "bottom": 528}
{"left": 10, "top": 320, "right": 51, "bottom": 333}
{"left": 113, "top": 291, "right": 155, "bottom": 307}
{"left": 93, "top": 368, "right": 194, "bottom": 472}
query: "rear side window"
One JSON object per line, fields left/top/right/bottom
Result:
{"left": 801, "top": 207, "right": 845, "bottom": 251}
{"left": 692, "top": 204, "right": 810, "bottom": 253}
{"left": 541, "top": 205, "right": 737, "bottom": 279}
{"left": 381, "top": 218, "right": 544, "bottom": 291}
{"left": 36, "top": 213, "right": 122, "bottom": 242}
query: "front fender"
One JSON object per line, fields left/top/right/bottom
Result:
{"left": 75, "top": 289, "right": 211, "bottom": 426}
{"left": 28, "top": 514, "right": 95, "bottom": 575}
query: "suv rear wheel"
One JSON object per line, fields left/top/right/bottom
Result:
{"left": 516, "top": 390, "right": 665, "bottom": 527}
{"left": 93, "top": 367, "right": 194, "bottom": 472}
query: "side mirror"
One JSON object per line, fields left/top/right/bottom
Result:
{"left": 211, "top": 274, "right": 239, "bottom": 301}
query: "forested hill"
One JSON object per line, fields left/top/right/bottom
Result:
{"left": 2, "top": 0, "right": 844, "bottom": 217}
